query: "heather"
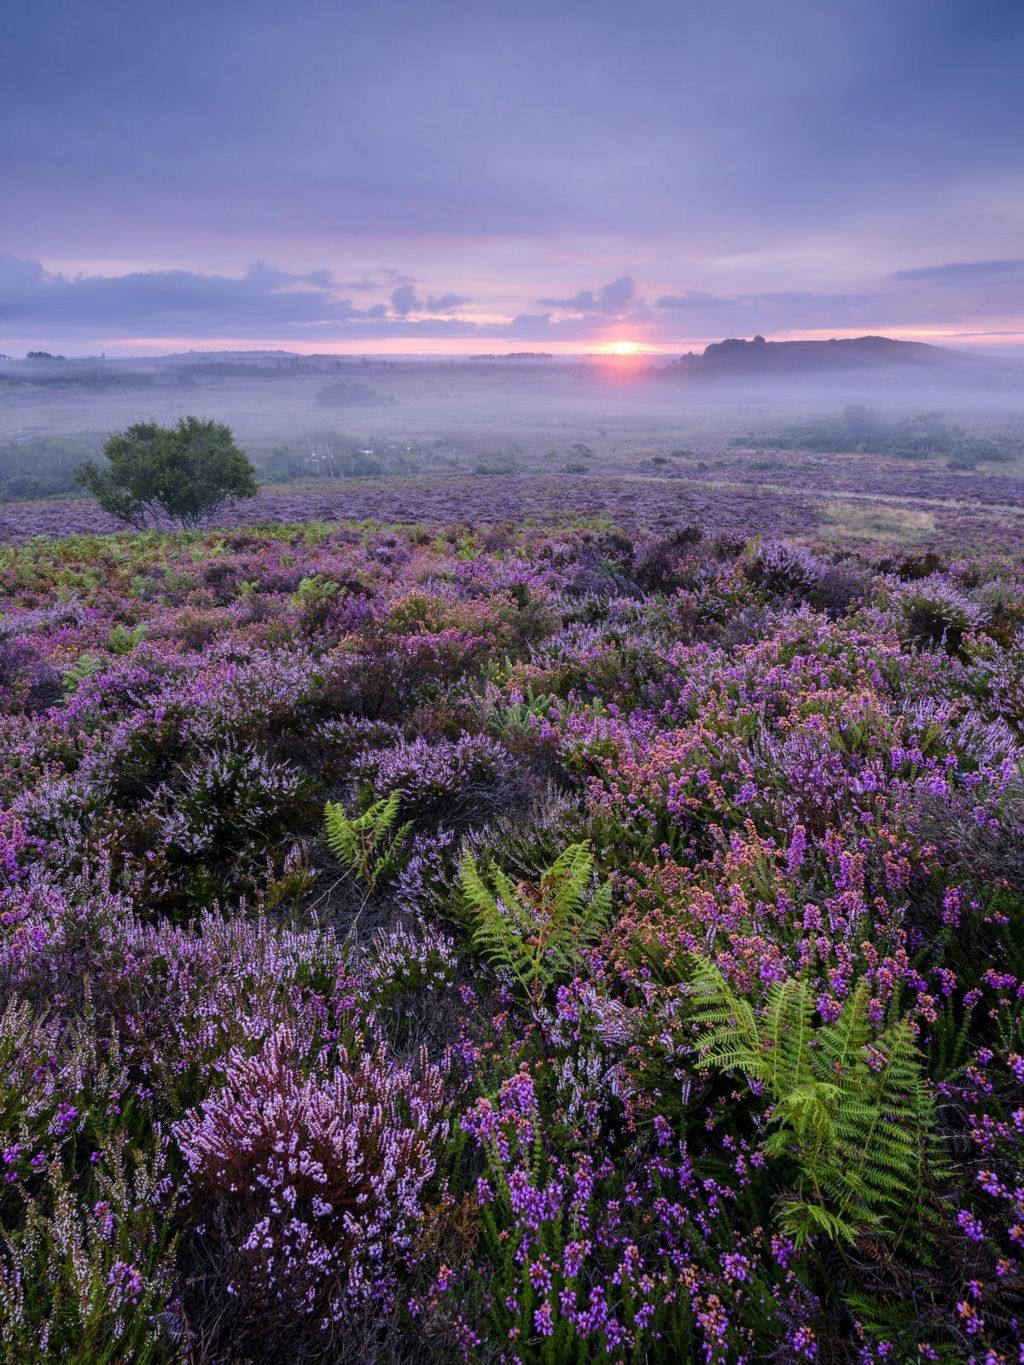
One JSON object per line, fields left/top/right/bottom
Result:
{"left": 5, "top": 448, "right": 1024, "bottom": 556}
{"left": 0, "top": 519, "right": 1022, "bottom": 1361}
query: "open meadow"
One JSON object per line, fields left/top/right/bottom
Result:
{"left": 3, "top": 355, "right": 1024, "bottom": 556}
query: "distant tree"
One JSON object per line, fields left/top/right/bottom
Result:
{"left": 841, "top": 404, "right": 884, "bottom": 444}
{"left": 76, "top": 417, "right": 258, "bottom": 529}
{"left": 315, "top": 380, "right": 395, "bottom": 407}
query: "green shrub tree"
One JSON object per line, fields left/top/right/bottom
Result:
{"left": 76, "top": 417, "right": 258, "bottom": 529}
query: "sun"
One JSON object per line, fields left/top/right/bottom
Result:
{"left": 605, "top": 339, "right": 640, "bottom": 356}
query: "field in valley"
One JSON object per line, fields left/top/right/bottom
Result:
{"left": 3, "top": 355, "right": 1024, "bottom": 554}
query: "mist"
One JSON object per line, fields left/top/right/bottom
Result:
{"left": 2, "top": 341, "right": 1023, "bottom": 551}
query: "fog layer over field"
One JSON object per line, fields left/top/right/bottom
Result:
{"left": 1, "top": 345, "right": 1023, "bottom": 548}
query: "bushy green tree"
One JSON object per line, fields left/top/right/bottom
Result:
{"left": 76, "top": 417, "right": 257, "bottom": 529}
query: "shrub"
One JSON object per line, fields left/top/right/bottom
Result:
{"left": 353, "top": 733, "right": 510, "bottom": 826}
{"left": 5, "top": 520, "right": 1024, "bottom": 1359}
{"left": 76, "top": 418, "right": 257, "bottom": 529}
{"left": 894, "top": 577, "right": 983, "bottom": 656}
{"left": 361, "top": 918, "right": 459, "bottom": 1006}
{"left": 745, "top": 538, "right": 824, "bottom": 596}
{"left": 0, "top": 1139, "right": 177, "bottom": 1363}
{"left": 158, "top": 740, "right": 312, "bottom": 904}
{"left": 632, "top": 524, "right": 704, "bottom": 592}
{"left": 174, "top": 1027, "right": 446, "bottom": 1353}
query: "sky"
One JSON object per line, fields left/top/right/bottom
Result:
{"left": 2, "top": 0, "right": 1023, "bottom": 356}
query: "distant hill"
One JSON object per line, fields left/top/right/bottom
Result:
{"left": 662, "top": 334, "right": 977, "bottom": 378}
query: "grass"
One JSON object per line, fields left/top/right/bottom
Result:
{"left": 821, "top": 499, "right": 936, "bottom": 543}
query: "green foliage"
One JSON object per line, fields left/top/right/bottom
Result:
{"left": 472, "top": 455, "right": 519, "bottom": 476}
{"left": 686, "top": 960, "right": 936, "bottom": 1249}
{"left": 458, "top": 842, "right": 611, "bottom": 1007}
{"left": 324, "top": 791, "right": 412, "bottom": 890}
{"left": 315, "top": 379, "right": 395, "bottom": 408}
{"left": 485, "top": 689, "right": 560, "bottom": 741}
{"left": 63, "top": 653, "right": 102, "bottom": 694}
{"left": 732, "top": 405, "right": 1023, "bottom": 465}
{"left": 75, "top": 418, "right": 258, "bottom": 529}
{"left": 0, "top": 434, "right": 106, "bottom": 502}
{"left": 291, "top": 574, "right": 343, "bottom": 627}
{"left": 107, "top": 622, "right": 147, "bottom": 655}
{"left": 897, "top": 583, "right": 979, "bottom": 657}
{"left": 257, "top": 432, "right": 422, "bottom": 483}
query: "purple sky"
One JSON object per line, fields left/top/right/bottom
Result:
{"left": 2, "top": 0, "right": 1023, "bottom": 355}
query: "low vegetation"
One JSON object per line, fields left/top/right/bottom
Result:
{"left": 0, "top": 517, "right": 1022, "bottom": 1360}
{"left": 315, "top": 380, "right": 397, "bottom": 407}
{"left": 0, "top": 434, "right": 105, "bottom": 502}
{"left": 733, "top": 404, "right": 1024, "bottom": 467}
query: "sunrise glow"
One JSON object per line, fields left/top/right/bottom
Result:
{"left": 3, "top": 0, "right": 1024, "bottom": 356}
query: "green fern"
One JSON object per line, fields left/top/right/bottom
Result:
{"left": 458, "top": 842, "right": 611, "bottom": 1007}
{"left": 107, "top": 622, "right": 148, "bottom": 655}
{"left": 687, "top": 958, "right": 936, "bottom": 1249}
{"left": 323, "top": 792, "right": 412, "bottom": 890}
{"left": 63, "top": 652, "right": 102, "bottom": 694}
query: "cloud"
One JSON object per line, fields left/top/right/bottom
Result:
{"left": 655, "top": 290, "right": 729, "bottom": 311}
{"left": 537, "top": 276, "right": 636, "bottom": 315}
{"left": 0, "top": 255, "right": 47, "bottom": 291}
{"left": 655, "top": 288, "right": 892, "bottom": 332}
{"left": 0, "top": 257, "right": 365, "bottom": 327}
{"left": 0, "top": 256, "right": 474, "bottom": 341}
{"left": 3, "top": 250, "right": 1024, "bottom": 352}
{"left": 4, "top": 5, "right": 1024, "bottom": 351}
{"left": 892, "top": 260, "right": 1024, "bottom": 283}
{"left": 333, "top": 275, "right": 381, "bottom": 291}
{"left": 509, "top": 312, "right": 552, "bottom": 331}
{"left": 650, "top": 268, "right": 1024, "bottom": 338}
{"left": 389, "top": 283, "right": 470, "bottom": 315}
{"left": 3, "top": 0, "right": 1024, "bottom": 332}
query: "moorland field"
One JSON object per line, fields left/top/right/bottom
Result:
{"left": 1, "top": 353, "right": 1023, "bottom": 1361}
{"left": 2, "top": 352, "right": 1024, "bottom": 551}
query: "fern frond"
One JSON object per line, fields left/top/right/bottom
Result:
{"left": 682, "top": 954, "right": 938, "bottom": 1252}
{"left": 778, "top": 1198, "right": 860, "bottom": 1249}
{"left": 458, "top": 842, "right": 611, "bottom": 1007}
{"left": 686, "top": 957, "right": 764, "bottom": 1076}
{"left": 324, "top": 792, "right": 410, "bottom": 889}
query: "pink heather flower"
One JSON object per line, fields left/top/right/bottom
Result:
{"left": 941, "top": 887, "right": 963, "bottom": 928}
{"left": 174, "top": 1026, "right": 445, "bottom": 1330}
